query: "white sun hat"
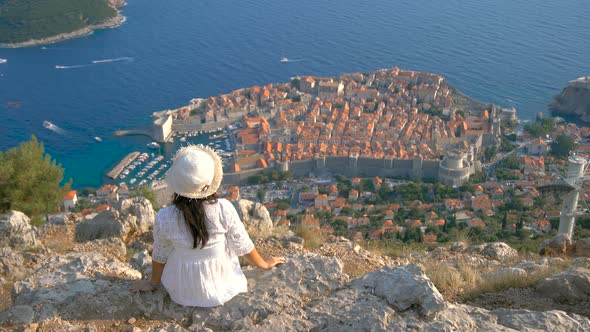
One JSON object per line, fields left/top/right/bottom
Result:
{"left": 166, "top": 145, "right": 224, "bottom": 199}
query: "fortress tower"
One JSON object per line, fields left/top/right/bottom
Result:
{"left": 438, "top": 149, "right": 471, "bottom": 186}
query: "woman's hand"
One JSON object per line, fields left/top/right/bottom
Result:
{"left": 264, "top": 256, "right": 286, "bottom": 269}
{"left": 130, "top": 279, "right": 157, "bottom": 292}
{"left": 244, "top": 248, "right": 287, "bottom": 270}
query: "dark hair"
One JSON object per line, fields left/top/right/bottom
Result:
{"left": 172, "top": 192, "right": 218, "bottom": 249}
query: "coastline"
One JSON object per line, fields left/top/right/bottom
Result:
{"left": 0, "top": 2, "right": 126, "bottom": 49}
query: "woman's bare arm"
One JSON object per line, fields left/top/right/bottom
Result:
{"left": 130, "top": 260, "right": 166, "bottom": 292}
{"left": 243, "top": 248, "right": 286, "bottom": 270}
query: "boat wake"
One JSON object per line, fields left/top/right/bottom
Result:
{"left": 55, "top": 64, "right": 89, "bottom": 70}
{"left": 55, "top": 57, "right": 134, "bottom": 70}
{"left": 43, "top": 120, "right": 66, "bottom": 135}
{"left": 281, "top": 58, "right": 304, "bottom": 63}
{"left": 92, "top": 57, "right": 134, "bottom": 64}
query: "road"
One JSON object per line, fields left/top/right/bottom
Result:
{"left": 484, "top": 140, "right": 533, "bottom": 180}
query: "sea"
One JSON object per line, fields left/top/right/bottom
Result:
{"left": 0, "top": 0, "right": 589, "bottom": 188}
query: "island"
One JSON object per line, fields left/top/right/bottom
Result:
{"left": 0, "top": 0, "right": 126, "bottom": 48}
{"left": 551, "top": 76, "right": 590, "bottom": 123}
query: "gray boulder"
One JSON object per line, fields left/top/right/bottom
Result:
{"left": 536, "top": 267, "right": 590, "bottom": 304}
{"left": 75, "top": 210, "right": 128, "bottom": 242}
{"left": 305, "top": 287, "right": 395, "bottom": 331}
{"left": 489, "top": 267, "right": 528, "bottom": 279}
{"left": 352, "top": 264, "right": 446, "bottom": 316}
{"left": 11, "top": 252, "right": 142, "bottom": 322}
{"left": 48, "top": 213, "right": 76, "bottom": 225}
{"left": 71, "top": 237, "right": 127, "bottom": 261}
{"left": 450, "top": 241, "right": 468, "bottom": 252}
{"left": 540, "top": 233, "right": 573, "bottom": 255}
{"left": 481, "top": 242, "right": 518, "bottom": 261}
{"left": 117, "top": 197, "right": 156, "bottom": 234}
{"left": 0, "top": 305, "right": 35, "bottom": 325}
{"left": 575, "top": 237, "right": 590, "bottom": 257}
{"left": 232, "top": 199, "right": 273, "bottom": 237}
{"left": 0, "top": 211, "right": 38, "bottom": 250}
{"left": 0, "top": 247, "right": 44, "bottom": 281}
{"left": 492, "top": 308, "right": 590, "bottom": 331}
{"left": 130, "top": 249, "right": 152, "bottom": 278}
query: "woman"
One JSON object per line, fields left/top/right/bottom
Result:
{"left": 131, "top": 145, "right": 285, "bottom": 307}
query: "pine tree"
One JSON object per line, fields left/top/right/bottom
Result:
{"left": 0, "top": 136, "right": 71, "bottom": 221}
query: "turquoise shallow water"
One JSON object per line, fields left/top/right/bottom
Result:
{"left": 0, "top": 0, "right": 589, "bottom": 188}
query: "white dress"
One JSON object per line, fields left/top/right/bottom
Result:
{"left": 152, "top": 198, "right": 255, "bottom": 307}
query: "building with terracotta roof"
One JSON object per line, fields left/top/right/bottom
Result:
{"left": 97, "top": 185, "right": 118, "bottom": 200}
{"left": 63, "top": 190, "right": 78, "bottom": 211}
{"left": 315, "top": 194, "right": 329, "bottom": 207}
{"left": 529, "top": 139, "right": 549, "bottom": 156}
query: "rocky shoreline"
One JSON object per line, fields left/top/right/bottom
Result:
{"left": 550, "top": 76, "right": 590, "bottom": 123}
{"left": 0, "top": 1, "right": 126, "bottom": 49}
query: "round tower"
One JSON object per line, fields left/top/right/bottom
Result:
{"left": 438, "top": 149, "right": 471, "bottom": 186}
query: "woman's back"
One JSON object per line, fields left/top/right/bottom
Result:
{"left": 152, "top": 198, "right": 255, "bottom": 307}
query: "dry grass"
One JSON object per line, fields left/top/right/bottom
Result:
{"left": 461, "top": 259, "right": 572, "bottom": 301}
{"left": 364, "top": 240, "right": 430, "bottom": 259}
{"left": 0, "top": 282, "right": 13, "bottom": 312}
{"left": 294, "top": 224, "right": 322, "bottom": 249}
{"left": 422, "top": 258, "right": 480, "bottom": 301}
{"left": 38, "top": 224, "right": 77, "bottom": 254}
{"left": 423, "top": 256, "right": 573, "bottom": 303}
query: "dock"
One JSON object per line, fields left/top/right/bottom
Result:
{"left": 107, "top": 151, "right": 140, "bottom": 179}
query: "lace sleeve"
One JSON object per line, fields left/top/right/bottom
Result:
{"left": 221, "top": 200, "right": 255, "bottom": 257}
{"left": 152, "top": 211, "right": 174, "bottom": 264}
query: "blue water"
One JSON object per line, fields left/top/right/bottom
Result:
{"left": 0, "top": 0, "right": 589, "bottom": 188}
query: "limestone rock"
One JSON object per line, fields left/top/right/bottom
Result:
{"left": 48, "top": 213, "right": 76, "bottom": 225}
{"left": 72, "top": 237, "right": 127, "bottom": 261}
{"left": 130, "top": 249, "right": 152, "bottom": 277}
{"left": 232, "top": 199, "right": 273, "bottom": 237}
{"left": 450, "top": 241, "right": 468, "bottom": 252}
{"left": 117, "top": 197, "right": 156, "bottom": 234}
{"left": 514, "top": 257, "right": 567, "bottom": 276}
{"left": 0, "top": 247, "right": 44, "bottom": 281}
{"left": 75, "top": 210, "right": 128, "bottom": 242}
{"left": 352, "top": 264, "right": 446, "bottom": 316}
{"left": 536, "top": 267, "right": 590, "bottom": 304}
{"left": 575, "top": 237, "right": 590, "bottom": 257}
{"left": 12, "top": 252, "right": 142, "bottom": 322}
{"left": 489, "top": 267, "right": 528, "bottom": 279}
{"left": 0, "top": 211, "right": 38, "bottom": 250}
{"left": 539, "top": 233, "right": 574, "bottom": 255}
{"left": 201, "top": 253, "right": 348, "bottom": 330}
{"left": 305, "top": 287, "right": 396, "bottom": 331}
{"left": 481, "top": 242, "right": 518, "bottom": 261}
{"left": 492, "top": 308, "right": 590, "bottom": 331}
{"left": 0, "top": 305, "right": 34, "bottom": 325}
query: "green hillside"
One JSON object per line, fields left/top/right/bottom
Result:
{"left": 0, "top": 0, "right": 118, "bottom": 44}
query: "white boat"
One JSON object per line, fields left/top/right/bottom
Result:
{"left": 0, "top": 59, "right": 7, "bottom": 64}
{"left": 280, "top": 57, "right": 289, "bottom": 63}
{"left": 147, "top": 142, "right": 160, "bottom": 149}
{"left": 94, "top": 136, "right": 103, "bottom": 142}
{"left": 129, "top": 178, "right": 137, "bottom": 185}
{"left": 43, "top": 120, "right": 57, "bottom": 130}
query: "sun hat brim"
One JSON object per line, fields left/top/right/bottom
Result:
{"left": 166, "top": 144, "right": 224, "bottom": 199}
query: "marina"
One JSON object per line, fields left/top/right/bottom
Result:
{"left": 107, "top": 127, "right": 236, "bottom": 189}
{"left": 106, "top": 151, "right": 140, "bottom": 179}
